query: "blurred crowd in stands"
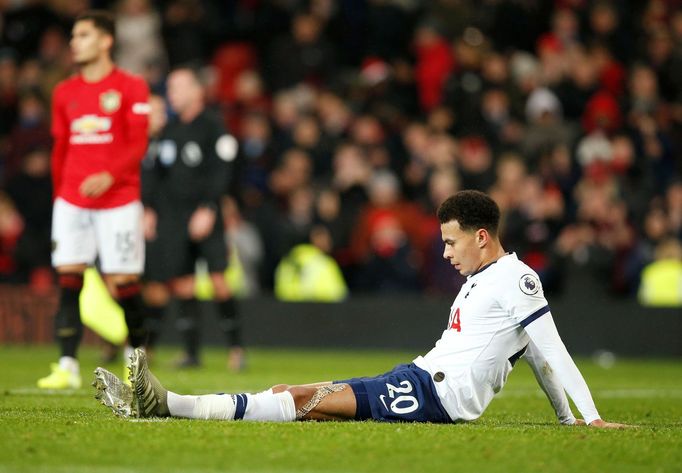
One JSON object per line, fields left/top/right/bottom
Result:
{"left": 0, "top": 0, "right": 680, "bottom": 303}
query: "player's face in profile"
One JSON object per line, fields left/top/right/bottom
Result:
{"left": 167, "top": 70, "right": 202, "bottom": 114}
{"left": 71, "top": 20, "right": 107, "bottom": 65}
{"left": 441, "top": 219, "right": 482, "bottom": 276}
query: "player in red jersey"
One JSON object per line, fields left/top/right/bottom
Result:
{"left": 38, "top": 11, "right": 150, "bottom": 390}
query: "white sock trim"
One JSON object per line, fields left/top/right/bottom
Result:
{"left": 58, "top": 356, "right": 79, "bottom": 374}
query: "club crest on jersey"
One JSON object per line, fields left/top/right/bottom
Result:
{"left": 100, "top": 90, "right": 121, "bottom": 113}
{"left": 519, "top": 274, "right": 540, "bottom": 295}
{"left": 182, "top": 141, "right": 203, "bottom": 167}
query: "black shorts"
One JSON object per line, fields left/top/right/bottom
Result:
{"left": 144, "top": 208, "right": 227, "bottom": 282}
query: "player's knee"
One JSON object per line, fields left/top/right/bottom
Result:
{"left": 209, "top": 273, "right": 230, "bottom": 300}
{"left": 286, "top": 386, "right": 316, "bottom": 409}
{"left": 271, "top": 384, "right": 290, "bottom": 394}
{"left": 143, "top": 282, "right": 170, "bottom": 306}
{"left": 171, "top": 276, "right": 195, "bottom": 299}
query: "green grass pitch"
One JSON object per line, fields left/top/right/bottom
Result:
{"left": 1, "top": 345, "right": 681, "bottom": 473}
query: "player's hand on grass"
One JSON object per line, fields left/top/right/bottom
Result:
{"left": 80, "top": 172, "right": 114, "bottom": 198}
{"left": 188, "top": 206, "right": 216, "bottom": 241}
{"left": 588, "top": 419, "right": 631, "bottom": 429}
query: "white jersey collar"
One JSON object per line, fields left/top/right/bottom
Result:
{"left": 468, "top": 252, "right": 516, "bottom": 278}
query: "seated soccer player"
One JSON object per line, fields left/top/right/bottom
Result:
{"left": 94, "top": 191, "right": 626, "bottom": 428}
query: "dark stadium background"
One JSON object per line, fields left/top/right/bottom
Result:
{"left": 0, "top": 0, "right": 680, "bottom": 355}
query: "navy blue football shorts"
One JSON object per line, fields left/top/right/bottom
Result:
{"left": 335, "top": 363, "right": 452, "bottom": 423}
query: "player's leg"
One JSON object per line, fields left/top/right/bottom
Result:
{"left": 201, "top": 219, "right": 245, "bottom": 371}
{"left": 141, "top": 280, "right": 170, "bottom": 351}
{"left": 171, "top": 273, "right": 202, "bottom": 367}
{"left": 210, "top": 272, "right": 244, "bottom": 369}
{"left": 142, "top": 207, "right": 179, "bottom": 355}
{"left": 126, "top": 348, "right": 357, "bottom": 421}
{"left": 96, "top": 201, "right": 147, "bottom": 365}
{"left": 38, "top": 198, "right": 96, "bottom": 389}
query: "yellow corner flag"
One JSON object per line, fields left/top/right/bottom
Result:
{"left": 79, "top": 268, "right": 128, "bottom": 345}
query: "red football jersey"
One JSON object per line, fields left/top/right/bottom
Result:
{"left": 51, "top": 67, "right": 150, "bottom": 209}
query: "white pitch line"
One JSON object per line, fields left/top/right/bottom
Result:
{"left": 126, "top": 418, "right": 171, "bottom": 423}
{"left": 5, "top": 387, "right": 90, "bottom": 396}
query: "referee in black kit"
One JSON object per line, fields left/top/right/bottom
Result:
{"left": 142, "top": 66, "right": 244, "bottom": 370}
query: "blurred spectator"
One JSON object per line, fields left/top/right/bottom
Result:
{"left": 0, "top": 49, "right": 19, "bottom": 139}
{"left": 0, "top": 3, "right": 61, "bottom": 59}
{"left": 443, "top": 29, "right": 487, "bottom": 133}
{"left": 162, "top": 0, "right": 211, "bottom": 67}
{"left": 34, "top": 27, "right": 72, "bottom": 98}
{"left": 265, "top": 13, "right": 336, "bottom": 91}
{"left": 291, "top": 113, "right": 333, "bottom": 178}
{"left": 638, "top": 237, "right": 682, "bottom": 307}
{"left": 115, "top": 0, "right": 166, "bottom": 76}
{"left": 350, "top": 169, "right": 427, "bottom": 291}
{"left": 522, "top": 87, "right": 575, "bottom": 166}
{"left": 4, "top": 148, "right": 52, "bottom": 284}
{"left": 0, "top": 0, "right": 680, "bottom": 299}
{"left": 666, "top": 181, "right": 682, "bottom": 238}
{"left": 586, "top": 1, "right": 630, "bottom": 63}
{"left": 3, "top": 89, "right": 51, "bottom": 183}
{"left": 555, "top": 47, "right": 600, "bottom": 122}
{"left": 413, "top": 21, "right": 455, "bottom": 112}
{"left": 235, "top": 111, "right": 276, "bottom": 208}
{"left": 274, "top": 240, "right": 348, "bottom": 302}
{"left": 421, "top": 167, "right": 466, "bottom": 294}
{"left": 221, "top": 196, "right": 263, "bottom": 299}
{"left": 625, "top": 204, "right": 672, "bottom": 292}
{"left": 559, "top": 177, "right": 636, "bottom": 294}
{"left": 0, "top": 191, "right": 23, "bottom": 281}
{"left": 457, "top": 136, "right": 495, "bottom": 191}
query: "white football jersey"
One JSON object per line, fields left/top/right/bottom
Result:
{"left": 414, "top": 252, "right": 549, "bottom": 421}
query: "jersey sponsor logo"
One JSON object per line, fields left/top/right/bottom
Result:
{"left": 71, "top": 115, "right": 112, "bottom": 134}
{"left": 216, "top": 134, "right": 238, "bottom": 162}
{"left": 158, "top": 140, "right": 177, "bottom": 166}
{"left": 100, "top": 90, "right": 122, "bottom": 113}
{"left": 519, "top": 274, "right": 540, "bottom": 295}
{"left": 70, "top": 115, "right": 113, "bottom": 145}
{"left": 70, "top": 134, "right": 114, "bottom": 144}
{"left": 181, "top": 141, "right": 203, "bottom": 167}
{"left": 132, "top": 102, "right": 151, "bottom": 114}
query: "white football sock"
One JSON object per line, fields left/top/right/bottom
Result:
{"left": 123, "top": 345, "right": 135, "bottom": 363}
{"left": 166, "top": 390, "right": 296, "bottom": 422}
{"left": 58, "top": 356, "right": 79, "bottom": 375}
{"left": 167, "top": 392, "right": 236, "bottom": 420}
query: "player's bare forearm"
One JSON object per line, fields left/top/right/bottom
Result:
{"left": 79, "top": 172, "right": 114, "bottom": 198}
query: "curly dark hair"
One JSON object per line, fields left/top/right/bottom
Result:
{"left": 437, "top": 190, "right": 500, "bottom": 235}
